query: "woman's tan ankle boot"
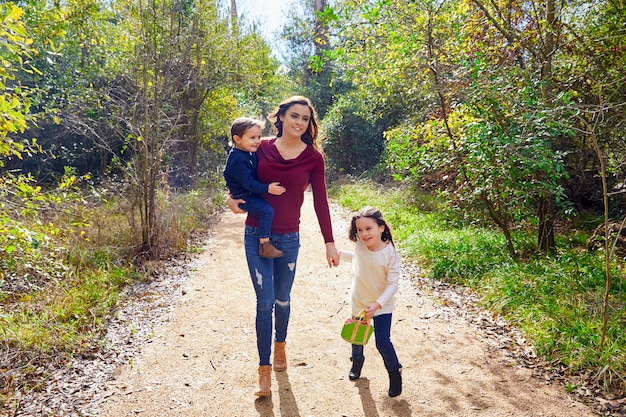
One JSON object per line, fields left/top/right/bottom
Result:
{"left": 255, "top": 365, "right": 272, "bottom": 397}
{"left": 273, "top": 341, "right": 287, "bottom": 372}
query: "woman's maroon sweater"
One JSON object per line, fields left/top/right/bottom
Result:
{"left": 245, "top": 138, "right": 334, "bottom": 243}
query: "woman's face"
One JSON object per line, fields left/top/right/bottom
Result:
{"left": 279, "top": 104, "right": 311, "bottom": 139}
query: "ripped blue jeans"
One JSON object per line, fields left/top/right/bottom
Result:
{"left": 244, "top": 225, "right": 300, "bottom": 366}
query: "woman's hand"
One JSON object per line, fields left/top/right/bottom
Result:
{"left": 325, "top": 242, "right": 340, "bottom": 267}
{"left": 226, "top": 194, "right": 247, "bottom": 214}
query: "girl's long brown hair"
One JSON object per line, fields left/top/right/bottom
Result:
{"left": 348, "top": 206, "right": 394, "bottom": 246}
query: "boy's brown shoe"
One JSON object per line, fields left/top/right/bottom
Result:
{"left": 259, "top": 241, "right": 283, "bottom": 258}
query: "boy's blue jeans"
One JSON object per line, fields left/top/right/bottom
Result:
{"left": 238, "top": 194, "right": 274, "bottom": 239}
{"left": 351, "top": 313, "right": 402, "bottom": 371}
{"left": 244, "top": 224, "right": 300, "bottom": 366}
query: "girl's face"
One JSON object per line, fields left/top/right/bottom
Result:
{"left": 234, "top": 125, "right": 262, "bottom": 153}
{"left": 355, "top": 217, "right": 385, "bottom": 251}
{"left": 279, "top": 104, "right": 311, "bottom": 139}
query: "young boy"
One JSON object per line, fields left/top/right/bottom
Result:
{"left": 223, "top": 117, "right": 286, "bottom": 258}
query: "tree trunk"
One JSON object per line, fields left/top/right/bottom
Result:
{"left": 482, "top": 191, "right": 516, "bottom": 257}
{"left": 231, "top": 0, "right": 238, "bottom": 37}
{"left": 313, "top": 0, "right": 328, "bottom": 56}
{"left": 537, "top": 0, "right": 557, "bottom": 253}
{"left": 537, "top": 196, "right": 555, "bottom": 252}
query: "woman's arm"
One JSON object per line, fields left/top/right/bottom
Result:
{"left": 309, "top": 153, "right": 338, "bottom": 267}
{"left": 309, "top": 153, "right": 335, "bottom": 244}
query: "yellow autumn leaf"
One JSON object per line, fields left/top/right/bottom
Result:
{"left": 6, "top": 5, "right": 24, "bottom": 21}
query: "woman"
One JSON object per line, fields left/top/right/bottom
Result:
{"left": 227, "top": 96, "right": 340, "bottom": 396}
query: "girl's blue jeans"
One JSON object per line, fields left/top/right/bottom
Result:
{"left": 244, "top": 224, "right": 300, "bottom": 366}
{"left": 351, "top": 313, "right": 402, "bottom": 371}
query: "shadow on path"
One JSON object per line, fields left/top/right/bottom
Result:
{"left": 356, "top": 379, "right": 379, "bottom": 417}
{"left": 254, "top": 394, "right": 275, "bottom": 417}
{"left": 276, "top": 371, "right": 301, "bottom": 417}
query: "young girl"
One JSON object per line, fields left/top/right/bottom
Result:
{"left": 339, "top": 206, "right": 402, "bottom": 397}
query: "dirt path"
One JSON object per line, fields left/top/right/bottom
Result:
{"left": 96, "top": 190, "right": 594, "bottom": 417}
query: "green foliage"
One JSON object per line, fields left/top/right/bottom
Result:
{"left": 327, "top": 0, "right": 625, "bottom": 255}
{"left": 0, "top": 173, "right": 66, "bottom": 287}
{"left": 8, "top": 0, "right": 283, "bottom": 189}
{"left": 479, "top": 252, "right": 625, "bottom": 378}
{"left": 81, "top": 0, "right": 281, "bottom": 256}
{"left": 556, "top": 0, "right": 626, "bottom": 215}
{"left": 0, "top": 9, "right": 280, "bottom": 399}
{"left": 384, "top": 87, "right": 573, "bottom": 255}
{"left": 0, "top": 3, "right": 38, "bottom": 165}
{"left": 326, "top": 0, "right": 443, "bottom": 120}
{"left": 322, "top": 94, "right": 385, "bottom": 176}
{"left": 280, "top": 1, "right": 348, "bottom": 118}
{"left": 5, "top": 0, "right": 126, "bottom": 182}
{"left": 332, "top": 181, "right": 626, "bottom": 394}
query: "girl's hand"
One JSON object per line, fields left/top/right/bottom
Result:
{"left": 364, "top": 303, "right": 381, "bottom": 319}
{"left": 226, "top": 194, "right": 247, "bottom": 214}
{"left": 326, "top": 242, "right": 340, "bottom": 267}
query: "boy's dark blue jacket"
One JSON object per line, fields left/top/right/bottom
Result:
{"left": 223, "top": 147, "right": 268, "bottom": 199}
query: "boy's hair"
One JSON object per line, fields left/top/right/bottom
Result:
{"left": 348, "top": 206, "right": 394, "bottom": 246}
{"left": 230, "top": 117, "right": 264, "bottom": 141}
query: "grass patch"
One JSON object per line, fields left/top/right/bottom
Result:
{"left": 0, "top": 185, "right": 221, "bottom": 402}
{"left": 330, "top": 180, "right": 626, "bottom": 396}
{"left": 0, "top": 265, "right": 134, "bottom": 352}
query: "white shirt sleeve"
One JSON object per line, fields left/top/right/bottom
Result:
{"left": 375, "top": 247, "right": 400, "bottom": 308}
{"left": 339, "top": 250, "right": 354, "bottom": 262}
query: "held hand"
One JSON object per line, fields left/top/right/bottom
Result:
{"left": 226, "top": 194, "right": 247, "bottom": 214}
{"left": 268, "top": 182, "right": 286, "bottom": 195}
{"left": 364, "top": 303, "right": 381, "bottom": 320}
{"left": 326, "top": 242, "right": 340, "bottom": 268}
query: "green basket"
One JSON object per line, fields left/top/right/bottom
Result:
{"left": 341, "top": 310, "right": 374, "bottom": 345}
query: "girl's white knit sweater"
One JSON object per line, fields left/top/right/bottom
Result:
{"left": 340, "top": 240, "right": 400, "bottom": 317}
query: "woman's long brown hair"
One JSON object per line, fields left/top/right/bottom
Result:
{"left": 269, "top": 96, "right": 319, "bottom": 148}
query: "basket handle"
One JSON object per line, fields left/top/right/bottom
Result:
{"left": 354, "top": 309, "right": 368, "bottom": 322}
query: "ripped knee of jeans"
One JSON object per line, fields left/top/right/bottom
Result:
{"left": 275, "top": 299, "right": 290, "bottom": 308}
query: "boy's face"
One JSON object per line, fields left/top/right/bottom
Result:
{"left": 234, "top": 125, "right": 262, "bottom": 153}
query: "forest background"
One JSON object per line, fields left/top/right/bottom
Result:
{"left": 0, "top": 0, "right": 624, "bottom": 414}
